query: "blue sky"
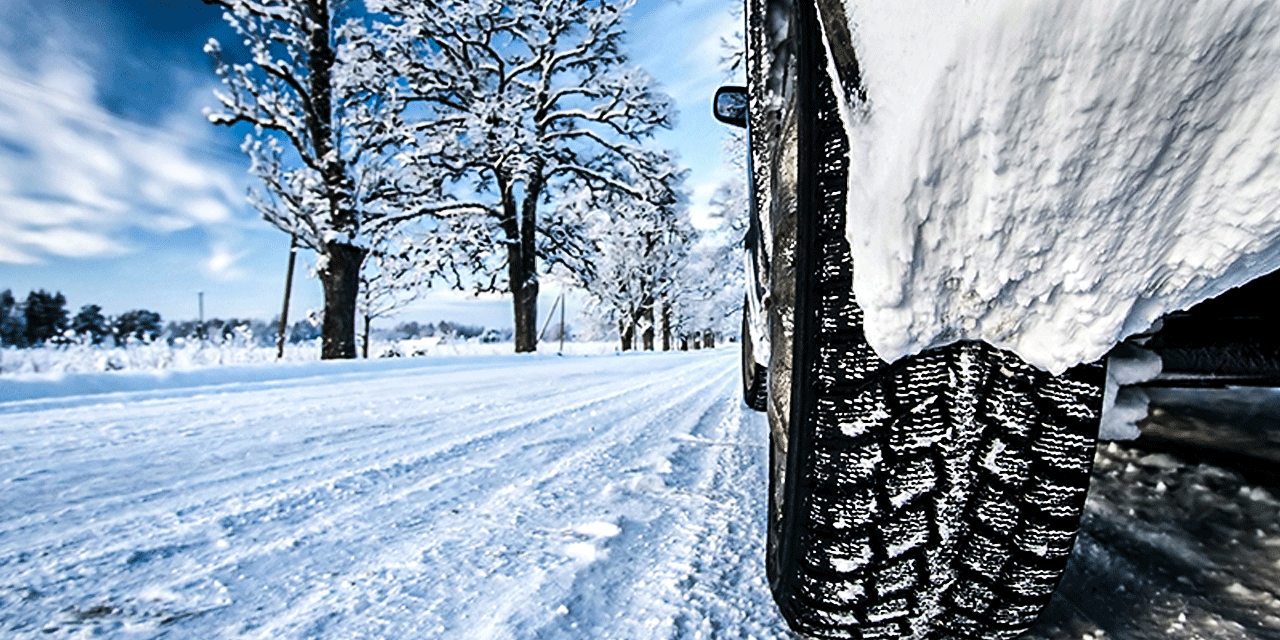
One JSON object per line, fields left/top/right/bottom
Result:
{"left": 0, "top": 0, "right": 742, "bottom": 330}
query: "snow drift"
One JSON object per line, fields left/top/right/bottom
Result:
{"left": 839, "top": 0, "right": 1280, "bottom": 374}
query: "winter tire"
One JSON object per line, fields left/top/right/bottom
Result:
{"left": 743, "top": 299, "right": 769, "bottom": 412}
{"left": 753, "top": 0, "right": 1107, "bottom": 637}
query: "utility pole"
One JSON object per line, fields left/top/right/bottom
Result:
{"left": 537, "top": 292, "right": 564, "bottom": 347}
{"left": 198, "top": 291, "right": 205, "bottom": 340}
{"left": 277, "top": 233, "right": 299, "bottom": 359}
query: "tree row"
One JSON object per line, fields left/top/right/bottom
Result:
{"left": 204, "top": 0, "right": 733, "bottom": 359}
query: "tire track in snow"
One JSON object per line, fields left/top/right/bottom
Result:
{"left": 1026, "top": 439, "right": 1280, "bottom": 640}
{"left": 237, "top": 349, "right": 770, "bottom": 639}
{"left": 1, "top": 349, "right": 795, "bottom": 639}
{"left": 519, "top": 360, "right": 795, "bottom": 639}
{"left": 0, "top": 354, "right": 717, "bottom": 553}
{"left": 225, "top": 350, "right": 742, "bottom": 639}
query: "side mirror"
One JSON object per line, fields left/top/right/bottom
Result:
{"left": 713, "top": 85, "right": 748, "bottom": 128}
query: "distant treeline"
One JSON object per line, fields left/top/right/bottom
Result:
{"left": 0, "top": 289, "right": 164, "bottom": 348}
{"left": 0, "top": 288, "right": 504, "bottom": 348}
{"left": 387, "top": 321, "right": 498, "bottom": 341}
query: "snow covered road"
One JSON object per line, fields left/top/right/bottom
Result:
{"left": 1029, "top": 391, "right": 1280, "bottom": 640}
{"left": 0, "top": 349, "right": 791, "bottom": 639}
{"left": 4, "top": 349, "right": 1280, "bottom": 639}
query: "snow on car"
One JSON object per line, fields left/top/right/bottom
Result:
{"left": 841, "top": 0, "right": 1280, "bottom": 375}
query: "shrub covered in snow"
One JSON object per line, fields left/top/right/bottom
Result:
{"left": 0, "top": 334, "right": 628, "bottom": 377}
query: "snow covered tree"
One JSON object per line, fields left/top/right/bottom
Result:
{"left": 356, "top": 231, "right": 432, "bottom": 357}
{"left": 22, "top": 290, "right": 68, "bottom": 346}
{"left": 668, "top": 239, "right": 743, "bottom": 346}
{"left": 71, "top": 304, "right": 110, "bottom": 345}
{"left": 713, "top": 129, "right": 749, "bottom": 233}
{"left": 569, "top": 186, "right": 696, "bottom": 351}
{"left": 0, "top": 289, "right": 23, "bottom": 347}
{"left": 369, "top": 0, "right": 681, "bottom": 352}
{"left": 666, "top": 24, "right": 749, "bottom": 350}
{"left": 112, "top": 309, "right": 163, "bottom": 345}
{"left": 203, "top": 0, "right": 418, "bottom": 359}
{"left": 652, "top": 129, "right": 750, "bottom": 350}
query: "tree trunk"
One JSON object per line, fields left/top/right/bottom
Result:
{"left": 640, "top": 302, "right": 655, "bottom": 351}
{"left": 704, "top": 330, "right": 715, "bottom": 349}
{"left": 619, "top": 318, "right": 633, "bottom": 351}
{"left": 500, "top": 166, "right": 543, "bottom": 354}
{"left": 319, "top": 241, "right": 366, "bottom": 359}
{"left": 302, "top": 0, "right": 363, "bottom": 362}
{"left": 679, "top": 336, "right": 688, "bottom": 351}
{"left": 511, "top": 270, "right": 538, "bottom": 352}
{"left": 362, "top": 314, "right": 371, "bottom": 358}
{"left": 661, "top": 302, "right": 671, "bottom": 351}
{"left": 303, "top": 0, "right": 356, "bottom": 239}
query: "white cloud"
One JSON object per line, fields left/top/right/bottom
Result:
{"left": 630, "top": 0, "right": 742, "bottom": 108}
{"left": 0, "top": 242, "right": 38, "bottom": 264}
{"left": 0, "top": 41, "right": 250, "bottom": 266}
{"left": 204, "top": 240, "right": 248, "bottom": 280}
{"left": 187, "top": 197, "right": 233, "bottom": 225}
{"left": 16, "top": 225, "right": 126, "bottom": 258}
{"left": 0, "top": 196, "right": 128, "bottom": 257}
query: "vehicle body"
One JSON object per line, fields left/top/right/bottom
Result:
{"left": 716, "top": 0, "right": 1280, "bottom": 637}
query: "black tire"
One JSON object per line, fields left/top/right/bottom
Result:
{"left": 743, "top": 299, "right": 769, "bottom": 412}
{"left": 761, "top": 1, "right": 1106, "bottom": 637}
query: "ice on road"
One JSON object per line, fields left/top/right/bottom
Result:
{"left": 0, "top": 349, "right": 791, "bottom": 639}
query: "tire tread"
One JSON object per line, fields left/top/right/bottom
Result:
{"left": 770, "top": 30, "right": 1105, "bottom": 640}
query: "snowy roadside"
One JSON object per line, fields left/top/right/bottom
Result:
{"left": 0, "top": 341, "right": 622, "bottom": 404}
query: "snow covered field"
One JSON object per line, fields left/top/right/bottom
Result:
{"left": 2, "top": 348, "right": 1279, "bottom": 639}
{"left": 0, "top": 339, "right": 620, "bottom": 377}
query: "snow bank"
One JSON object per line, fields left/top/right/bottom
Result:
{"left": 0, "top": 341, "right": 623, "bottom": 403}
{"left": 0, "top": 340, "right": 321, "bottom": 377}
{"left": 840, "top": 0, "right": 1280, "bottom": 373}
{"left": 0, "top": 356, "right": 487, "bottom": 404}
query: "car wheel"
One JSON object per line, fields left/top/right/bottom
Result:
{"left": 761, "top": 1, "right": 1107, "bottom": 637}
{"left": 742, "top": 298, "right": 769, "bottom": 411}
